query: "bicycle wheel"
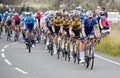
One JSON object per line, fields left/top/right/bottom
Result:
{"left": 77, "top": 52, "right": 80, "bottom": 64}
{"left": 62, "top": 49, "right": 65, "bottom": 57}
{"left": 89, "top": 47, "right": 94, "bottom": 70}
{"left": 57, "top": 48, "right": 60, "bottom": 59}
{"left": 85, "top": 45, "right": 94, "bottom": 70}
{"left": 28, "top": 38, "right": 31, "bottom": 53}
{"left": 73, "top": 53, "right": 76, "bottom": 63}
{"left": 64, "top": 51, "right": 67, "bottom": 61}
{"left": 14, "top": 31, "right": 17, "bottom": 42}
{"left": 0, "top": 28, "right": 1, "bottom": 39}
{"left": 7, "top": 30, "right": 10, "bottom": 41}
{"left": 68, "top": 51, "right": 70, "bottom": 62}
{"left": 50, "top": 42, "right": 53, "bottom": 56}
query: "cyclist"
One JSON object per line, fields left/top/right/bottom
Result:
{"left": 45, "top": 14, "right": 54, "bottom": 49}
{"left": 70, "top": 14, "right": 83, "bottom": 63}
{"left": 24, "top": 12, "right": 37, "bottom": 47}
{"left": 5, "top": 13, "right": 13, "bottom": 37}
{"left": 35, "top": 11, "right": 42, "bottom": 27}
{"left": 0, "top": 13, "right": 3, "bottom": 33}
{"left": 3, "top": 11, "right": 9, "bottom": 33}
{"left": 61, "top": 14, "right": 71, "bottom": 50}
{"left": 12, "top": 12, "right": 21, "bottom": 41}
{"left": 21, "top": 12, "right": 27, "bottom": 42}
{"left": 53, "top": 13, "right": 62, "bottom": 54}
{"left": 13, "top": 12, "right": 21, "bottom": 32}
{"left": 81, "top": 12, "right": 101, "bottom": 63}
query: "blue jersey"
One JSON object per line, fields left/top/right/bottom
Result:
{"left": 21, "top": 16, "right": 26, "bottom": 22}
{"left": 24, "top": 16, "right": 36, "bottom": 27}
{"left": 0, "top": 13, "right": 2, "bottom": 21}
{"left": 82, "top": 17, "right": 98, "bottom": 34}
{"left": 3, "top": 13, "right": 9, "bottom": 20}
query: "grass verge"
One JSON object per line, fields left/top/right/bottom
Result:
{"left": 95, "top": 23, "right": 120, "bottom": 58}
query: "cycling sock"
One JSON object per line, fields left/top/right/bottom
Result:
{"left": 31, "top": 40, "right": 35, "bottom": 44}
{"left": 80, "top": 52, "right": 85, "bottom": 59}
{"left": 62, "top": 39, "right": 65, "bottom": 49}
{"left": 46, "top": 39, "right": 49, "bottom": 46}
{"left": 26, "top": 39, "right": 28, "bottom": 42}
{"left": 70, "top": 43, "right": 73, "bottom": 52}
{"left": 53, "top": 45, "right": 57, "bottom": 54}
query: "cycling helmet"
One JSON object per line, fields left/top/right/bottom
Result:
{"left": 9, "top": 12, "right": 13, "bottom": 16}
{"left": 15, "top": 12, "right": 18, "bottom": 16}
{"left": 5, "top": 11, "right": 8, "bottom": 14}
{"left": 73, "top": 13, "right": 79, "bottom": 18}
{"left": 86, "top": 11, "right": 93, "bottom": 18}
{"left": 26, "top": 12, "right": 32, "bottom": 16}
{"left": 100, "top": 11, "right": 105, "bottom": 16}
{"left": 102, "top": 6, "right": 105, "bottom": 11}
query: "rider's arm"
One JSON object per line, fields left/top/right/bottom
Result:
{"left": 81, "top": 24, "right": 86, "bottom": 37}
{"left": 81, "top": 19, "right": 86, "bottom": 37}
{"left": 94, "top": 19, "right": 101, "bottom": 38}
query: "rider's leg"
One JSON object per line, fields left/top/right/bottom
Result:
{"left": 31, "top": 32, "right": 35, "bottom": 45}
{"left": 62, "top": 30, "right": 67, "bottom": 49}
{"left": 25, "top": 30, "right": 29, "bottom": 43}
{"left": 53, "top": 26, "right": 60, "bottom": 54}
{"left": 45, "top": 30, "right": 50, "bottom": 49}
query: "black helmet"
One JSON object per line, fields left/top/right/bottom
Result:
{"left": 100, "top": 11, "right": 105, "bottom": 16}
{"left": 102, "top": 6, "right": 105, "bottom": 11}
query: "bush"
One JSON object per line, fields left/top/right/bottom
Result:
{"left": 95, "top": 23, "right": 120, "bottom": 58}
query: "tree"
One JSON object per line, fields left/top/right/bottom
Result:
{"left": 0, "top": 0, "right": 23, "bottom": 5}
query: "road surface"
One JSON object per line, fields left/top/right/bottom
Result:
{"left": 0, "top": 32, "right": 120, "bottom": 78}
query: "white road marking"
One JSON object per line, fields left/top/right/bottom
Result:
{"left": 10, "top": 42, "right": 18, "bottom": 45}
{"left": 14, "top": 67, "right": 29, "bottom": 74}
{"left": 1, "top": 53, "right": 5, "bottom": 58}
{"left": 4, "top": 45, "right": 9, "bottom": 49}
{"left": 95, "top": 54, "right": 120, "bottom": 66}
{"left": 4, "top": 59, "right": 12, "bottom": 65}
{"left": 1, "top": 49, "right": 5, "bottom": 52}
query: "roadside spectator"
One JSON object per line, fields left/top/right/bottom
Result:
{"left": 101, "top": 6, "right": 108, "bottom": 18}
{"left": 26, "top": 4, "right": 30, "bottom": 12}
{"left": 5, "top": 5, "right": 9, "bottom": 12}
{"left": 21, "top": 4, "right": 26, "bottom": 13}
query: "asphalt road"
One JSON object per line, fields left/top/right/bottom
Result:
{"left": 0, "top": 32, "right": 120, "bottom": 78}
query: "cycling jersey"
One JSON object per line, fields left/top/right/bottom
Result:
{"left": 3, "top": 14, "right": 8, "bottom": 21}
{"left": 82, "top": 17, "right": 98, "bottom": 35}
{"left": 6, "top": 16, "right": 12, "bottom": 26}
{"left": 53, "top": 19, "right": 62, "bottom": 27}
{"left": 0, "top": 13, "right": 2, "bottom": 22}
{"left": 13, "top": 15, "right": 20, "bottom": 22}
{"left": 71, "top": 21, "right": 83, "bottom": 30}
{"left": 62, "top": 20, "right": 71, "bottom": 29}
{"left": 24, "top": 16, "right": 37, "bottom": 31}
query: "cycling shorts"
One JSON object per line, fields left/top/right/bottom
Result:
{"left": 54, "top": 26, "right": 60, "bottom": 34}
{"left": 26, "top": 23, "right": 34, "bottom": 32}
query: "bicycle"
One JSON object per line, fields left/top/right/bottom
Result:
{"left": 64, "top": 36, "right": 70, "bottom": 61}
{"left": 84, "top": 38, "right": 100, "bottom": 70}
{"left": 0, "top": 25, "right": 2, "bottom": 39}
{"left": 14, "top": 25, "right": 20, "bottom": 42}
{"left": 7, "top": 26, "right": 12, "bottom": 41}
{"left": 26, "top": 29, "right": 33, "bottom": 53}
{"left": 48, "top": 33, "right": 54, "bottom": 56}
{"left": 72, "top": 36, "right": 81, "bottom": 64}
{"left": 57, "top": 34, "right": 62, "bottom": 59}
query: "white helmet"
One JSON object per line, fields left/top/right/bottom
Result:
{"left": 86, "top": 11, "right": 93, "bottom": 18}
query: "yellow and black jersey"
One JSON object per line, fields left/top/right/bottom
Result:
{"left": 71, "top": 21, "right": 83, "bottom": 30}
{"left": 53, "top": 19, "right": 63, "bottom": 27}
{"left": 62, "top": 20, "right": 71, "bottom": 29}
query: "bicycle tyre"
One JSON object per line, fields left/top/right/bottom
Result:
{"left": 77, "top": 52, "right": 80, "bottom": 64}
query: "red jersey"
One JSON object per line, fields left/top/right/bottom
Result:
{"left": 13, "top": 15, "right": 20, "bottom": 21}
